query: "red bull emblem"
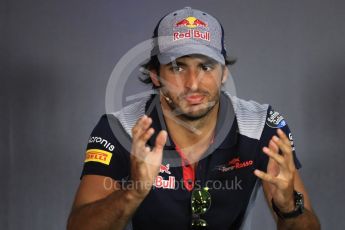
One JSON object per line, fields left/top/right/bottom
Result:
{"left": 174, "top": 16, "right": 210, "bottom": 42}
{"left": 159, "top": 164, "right": 171, "bottom": 174}
{"left": 175, "top": 16, "right": 208, "bottom": 28}
{"left": 175, "top": 19, "right": 190, "bottom": 27}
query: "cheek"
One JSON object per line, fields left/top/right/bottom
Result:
{"left": 160, "top": 80, "right": 182, "bottom": 98}
{"left": 160, "top": 76, "right": 184, "bottom": 92}
{"left": 202, "top": 76, "right": 222, "bottom": 90}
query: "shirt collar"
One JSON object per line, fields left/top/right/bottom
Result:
{"left": 214, "top": 91, "right": 238, "bottom": 149}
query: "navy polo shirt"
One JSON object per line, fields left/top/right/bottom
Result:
{"left": 81, "top": 91, "right": 301, "bottom": 230}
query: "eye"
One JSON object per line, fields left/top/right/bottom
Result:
{"left": 201, "top": 64, "right": 213, "bottom": 71}
{"left": 170, "top": 65, "right": 184, "bottom": 72}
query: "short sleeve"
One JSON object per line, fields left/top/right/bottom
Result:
{"left": 80, "top": 114, "right": 130, "bottom": 181}
{"left": 257, "top": 106, "right": 302, "bottom": 171}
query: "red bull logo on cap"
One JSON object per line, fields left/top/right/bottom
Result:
{"left": 174, "top": 16, "right": 210, "bottom": 42}
{"left": 175, "top": 16, "right": 208, "bottom": 28}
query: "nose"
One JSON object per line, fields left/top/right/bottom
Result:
{"left": 184, "top": 68, "right": 202, "bottom": 91}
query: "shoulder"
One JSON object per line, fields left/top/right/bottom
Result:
{"left": 110, "top": 95, "right": 153, "bottom": 137}
{"left": 222, "top": 91, "right": 269, "bottom": 140}
{"left": 88, "top": 95, "right": 152, "bottom": 148}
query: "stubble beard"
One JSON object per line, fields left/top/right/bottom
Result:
{"left": 163, "top": 90, "right": 221, "bottom": 122}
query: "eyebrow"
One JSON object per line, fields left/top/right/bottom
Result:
{"left": 169, "top": 61, "right": 187, "bottom": 67}
{"left": 201, "top": 59, "right": 218, "bottom": 66}
{"left": 167, "top": 59, "right": 218, "bottom": 67}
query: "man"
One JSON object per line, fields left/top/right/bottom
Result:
{"left": 67, "top": 7, "right": 320, "bottom": 230}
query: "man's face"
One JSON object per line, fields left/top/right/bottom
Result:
{"left": 155, "top": 54, "right": 227, "bottom": 121}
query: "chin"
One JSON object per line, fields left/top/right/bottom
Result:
{"left": 180, "top": 105, "right": 215, "bottom": 121}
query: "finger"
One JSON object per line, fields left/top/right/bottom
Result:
{"left": 132, "top": 115, "right": 146, "bottom": 139}
{"left": 262, "top": 146, "right": 285, "bottom": 166}
{"left": 132, "top": 115, "right": 152, "bottom": 140}
{"left": 272, "top": 135, "right": 292, "bottom": 157}
{"left": 266, "top": 140, "right": 281, "bottom": 174}
{"left": 277, "top": 129, "right": 291, "bottom": 147}
{"left": 152, "top": 130, "right": 167, "bottom": 154}
{"left": 254, "top": 169, "right": 280, "bottom": 185}
{"left": 138, "top": 128, "right": 155, "bottom": 144}
{"left": 268, "top": 139, "right": 279, "bottom": 154}
{"left": 267, "top": 156, "right": 280, "bottom": 177}
{"left": 271, "top": 134, "right": 296, "bottom": 171}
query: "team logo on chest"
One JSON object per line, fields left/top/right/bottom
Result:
{"left": 153, "top": 164, "right": 175, "bottom": 189}
{"left": 159, "top": 163, "right": 171, "bottom": 174}
{"left": 215, "top": 157, "right": 254, "bottom": 172}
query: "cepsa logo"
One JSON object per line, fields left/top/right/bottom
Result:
{"left": 174, "top": 16, "right": 210, "bottom": 42}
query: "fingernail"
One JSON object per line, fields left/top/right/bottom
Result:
{"left": 262, "top": 147, "right": 268, "bottom": 152}
{"left": 273, "top": 136, "right": 279, "bottom": 141}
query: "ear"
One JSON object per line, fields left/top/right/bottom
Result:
{"left": 149, "top": 69, "right": 161, "bottom": 87}
{"left": 221, "top": 66, "right": 229, "bottom": 84}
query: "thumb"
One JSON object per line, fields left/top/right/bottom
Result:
{"left": 153, "top": 130, "right": 167, "bottom": 154}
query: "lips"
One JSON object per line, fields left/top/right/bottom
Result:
{"left": 184, "top": 94, "right": 205, "bottom": 104}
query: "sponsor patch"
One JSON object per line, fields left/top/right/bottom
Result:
{"left": 88, "top": 136, "right": 115, "bottom": 152}
{"left": 288, "top": 133, "right": 296, "bottom": 151}
{"left": 175, "top": 16, "right": 208, "bottom": 28}
{"left": 266, "top": 110, "right": 286, "bottom": 128}
{"left": 173, "top": 16, "right": 210, "bottom": 42}
{"left": 215, "top": 157, "right": 254, "bottom": 172}
{"left": 153, "top": 176, "right": 176, "bottom": 189}
{"left": 159, "top": 164, "right": 171, "bottom": 175}
{"left": 85, "top": 149, "right": 113, "bottom": 165}
{"left": 173, "top": 30, "right": 210, "bottom": 41}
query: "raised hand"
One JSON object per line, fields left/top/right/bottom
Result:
{"left": 254, "top": 129, "right": 296, "bottom": 212}
{"left": 129, "top": 115, "right": 167, "bottom": 199}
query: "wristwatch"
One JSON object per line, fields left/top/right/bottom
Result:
{"left": 272, "top": 191, "right": 304, "bottom": 219}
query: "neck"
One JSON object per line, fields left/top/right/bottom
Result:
{"left": 161, "top": 95, "right": 219, "bottom": 160}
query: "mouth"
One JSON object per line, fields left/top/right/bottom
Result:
{"left": 184, "top": 94, "right": 206, "bottom": 105}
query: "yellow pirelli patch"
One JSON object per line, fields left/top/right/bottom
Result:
{"left": 85, "top": 149, "right": 113, "bottom": 165}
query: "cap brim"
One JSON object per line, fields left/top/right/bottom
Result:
{"left": 157, "top": 44, "right": 225, "bottom": 65}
